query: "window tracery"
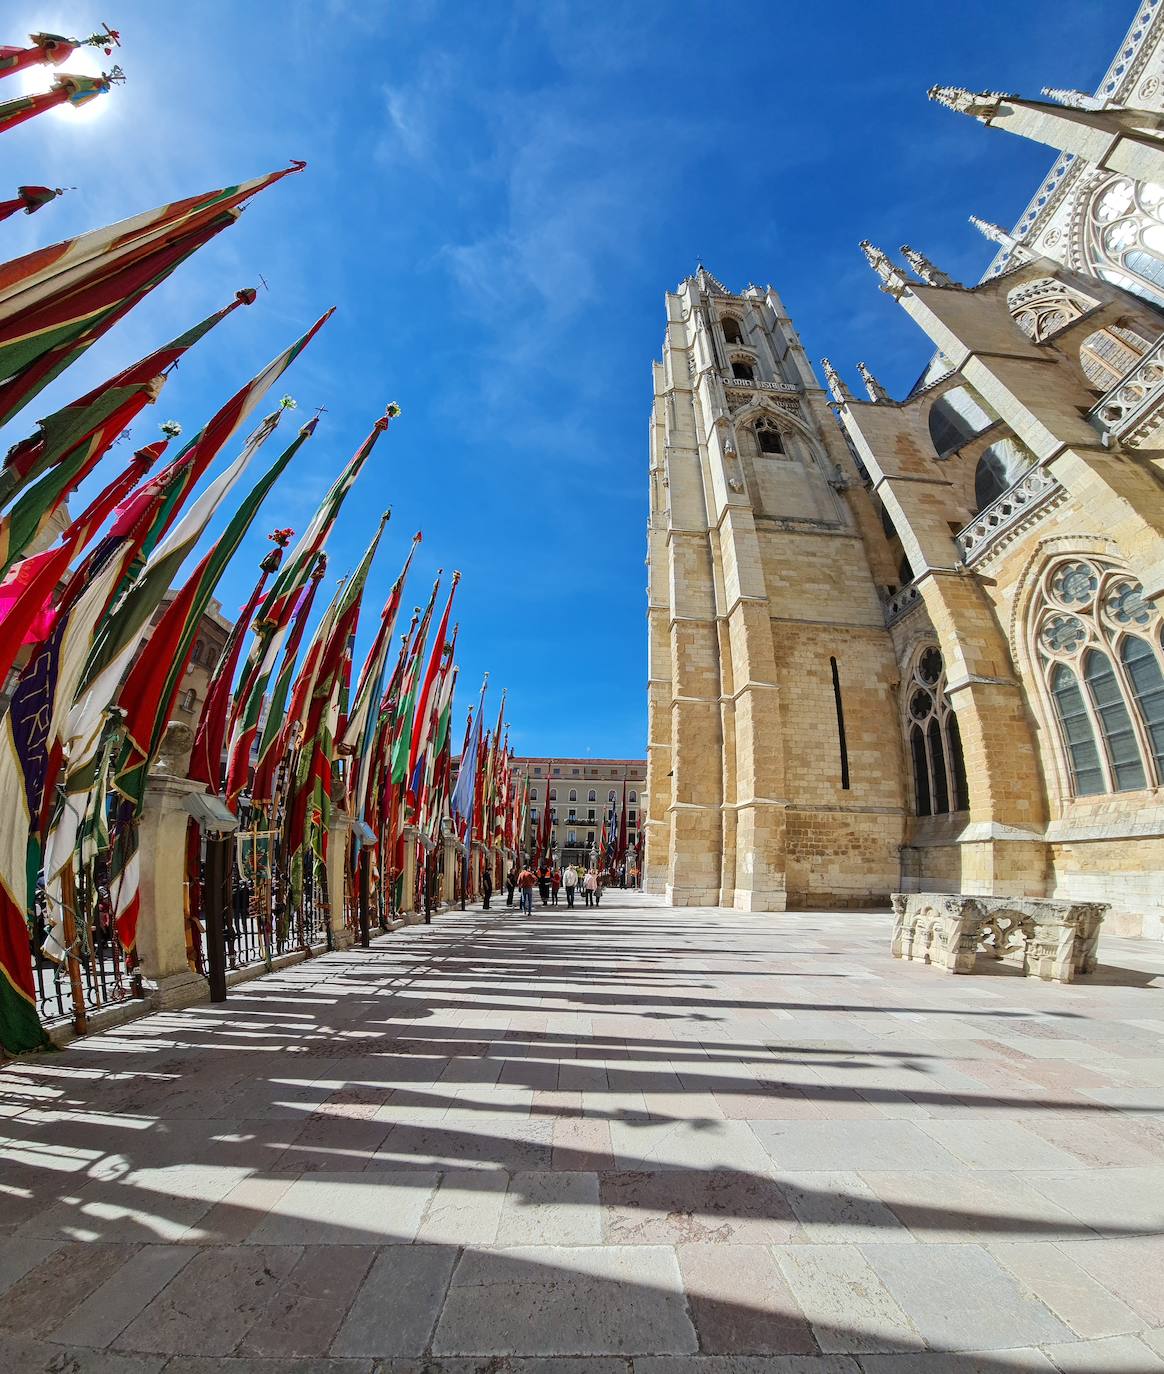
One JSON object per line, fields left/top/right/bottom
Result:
{"left": 904, "top": 645, "right": 968, "bottom": 816}
{"left": 1086, "top": 175, "right": 1164, "bottom": 309}
{"left": 755, "top": 418, "right": 785, "bottom": 455}
{"left": 721, "top": 316, "right": 743, "bottom": 345}
{"left": 1033, "top": 556, "right": 1164, "bottom": 796}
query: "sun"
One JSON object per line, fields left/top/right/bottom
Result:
{"left": 19, "top": 43, "right": 114, "bottom": 123}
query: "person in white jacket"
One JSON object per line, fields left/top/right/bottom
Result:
{"left": 563, "top": 864, "right": 578, "bottom": 908}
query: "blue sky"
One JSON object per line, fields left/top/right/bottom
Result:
{"left": 4, "top": 1, "right": 1134, "bottom": 758}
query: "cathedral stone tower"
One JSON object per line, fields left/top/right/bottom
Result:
{"left": 646, "top": 5, "right": 1164, "bottom": 940}
{"left": 645, "top": 269, "right": 906, "bottom": 909}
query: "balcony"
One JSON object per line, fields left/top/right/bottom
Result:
{"left": 955, "top": 464, "right": 1064, "bottom": 567}
{"left": 883, "top": 583, "right": 923, "bottom": 628}
{"left": 1090, "top": 336, "right": 1164, "bottom": 447}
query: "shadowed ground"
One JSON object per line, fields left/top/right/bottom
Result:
{"left": 2, "top": 890, "right": 1164, "bottom": 1372}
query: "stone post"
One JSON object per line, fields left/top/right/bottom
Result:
{"left": 399, "top": 825, "right": 419, "bottom": 920}
{"left": 441, "top": 838, "right": 457, "bottom": 903}
{"left": 327, "top": 807, "right": 356, "bottom": 949}
{"left": 137, "top": 772, "right": 210, "bottom": 1010}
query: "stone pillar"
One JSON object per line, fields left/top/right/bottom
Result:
{"left": 136, "top": 773, "right": 210, "bottom": 1010}
{"left": 441, "top": 838, "right": 457, "bottom": 903}
{"left": 399, "top": 825, "right": 419, "bottom": 920}
{"left": 327, "top": 808, "right": 355, "bottom": 949}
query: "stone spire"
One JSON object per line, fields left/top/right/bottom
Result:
{"left": 900, "top": 245, "right": 957, "bottom": 287}
{"left": 928, "top": 85, "right": 1005, "bottom": 118}
{"left": 820, "top": 357, "right": 852, "bottom": 404}
{"left": 859, "top": 241, "right": 911, "bottom": 299}
{"left": 857, "top": 362, "right": 891, "bottom": 404}
{"left": 1041, "top": 86, "right": 1103, "bottom": 111}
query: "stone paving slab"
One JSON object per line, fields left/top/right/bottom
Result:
{"left": 1, "top": 894, "right": 1163, "bottom": 1371}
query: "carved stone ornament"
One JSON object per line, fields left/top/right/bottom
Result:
{"left": 155, "top": 720, "right": 195, "bottom": 774}
{"left": 891, "top": 891, "right": 1107, "bottom": 982}
{"left": 927, "top": 85, "right": 1007, "bottom": 118}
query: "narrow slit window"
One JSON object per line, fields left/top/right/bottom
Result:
{"left": 830, "top": 656, "right": 850, "bottom": 790}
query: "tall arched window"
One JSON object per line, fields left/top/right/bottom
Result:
{"left": 904, "top": 645, "right": 968, "bottom": 816}
{"left": 731, "top": 359, "right": 754, "bottom": 381}
{"left": 1034, "top": 557, "right": 1164, "bottom": 795}
{"left": 549, "top": 788, "right": 557, "bottom": 802}
{"left": 722, "top": 316, "right": 743, "bottom": 345}
{"left": 588, "top": 789, "right": 596, "bottom": 802}
{"left": 608, "top": 789, "right": 616, "bottom": 802}
{"left": 530, "top": 788, "right": 538, "bottom": 801}
{"left": 568, "top": 788, "right": 577, "bottom": 802}
{"left": 629, "top": 790, "right": 637, "bottom": 803}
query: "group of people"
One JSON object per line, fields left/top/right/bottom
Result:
{"left": 505, "top": 863, "right": 604, "bottom": 914}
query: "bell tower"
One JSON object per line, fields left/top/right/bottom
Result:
{"left": 645, "top": 268, "right": 906, "bottom": 909}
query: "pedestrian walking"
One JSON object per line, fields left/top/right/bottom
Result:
{"left": 517, "top": 865, "right": 536, "bottom": 915}
{"left": 538, "top": 866, "right": 550, "bottom": 907}
{"left": 583, "top": 867, "right": 597, "bottom": 907}
{"left": 550, "top": 867, "right": 562, "bottom": 906}
{"left": 505, "top": 867, "right": 517, "bottom": 907}
{"left": 594, "top": 869, "right": 604, "bottom": 906}
{"left": 481, "top": 868, "right": 493, "bottom": 910}
{"left": 563, "top": 863, "right": 577, "bottom": 908}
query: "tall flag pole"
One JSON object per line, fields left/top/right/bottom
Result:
{"left": 283, "top": 518, "right": 388, "bottom": 909}
{"left": 0, "top": 438, "right": 160, "bottom": 685}
{"left": 187, "top": 530, "right": 291, "bottom": 792}
{"left": 342, "top": 532, "right": 421, "bottom": 834}
{"left": 450, "top": 676, "right": 488, "bottom": 888}
{"left": 0, "top": 185, "right": 67, "bottom": 224}
{"left": 0, "top": 27, "right": 120, "bottom": 81}
{"left": 40, "top": 411, "right": 286, "bottom": 956}
{"left": 0, "top": 65, "right": 125, "bottom": 136}
{"left": 247, "top": 556, "right": 326, "bottom": 809}
{"left": 107, "top": 415, "right": 317, "bottom": 951}
{"left": 226, "top": 403, "right": 400, "bottom": 805}
{"left": 0, "top": 160, "right": 306, "bottom": 428}
{"left": 0, "top": 440, "right": 182, "bottom": 1047}
{"left": 406, "top": 571, "right": 460, "bottom": 807}
{"left": 0, "top": 287, "right": 258, "bottom": 562}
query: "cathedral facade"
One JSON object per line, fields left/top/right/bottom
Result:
{"left": 644, "top": 0, "right": 1164, "bottom": 939}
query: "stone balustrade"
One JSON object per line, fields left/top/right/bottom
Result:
{"left": 1089, "top": 334, "right": 1164, "bottom": 447}
{"left": 955, "top": 464, "right": 1063, "bottom": 565}
{"left": 891, "top": 891, "right": 1107, "bottom": 983}
{"left": 882, "top": 582, "right": 923, "bottom": 627}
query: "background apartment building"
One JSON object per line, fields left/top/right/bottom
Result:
{"left": 511, "top": 756, "right": 646, "bottom": 868}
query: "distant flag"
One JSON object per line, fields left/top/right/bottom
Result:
{"left": 0, "top": 185, "right": 66, "bottom": 223}
{"left": 450, "top": 676, "right": 487, "bottom": 840}
{"left": 0, "top": 65, "right": 123, "bottom": 136}
{"left": 0, "top": 27, "right": 120, "bottom": 81}
{"left": 341, "top": 532, "right": 421, "bottom": 832}
{"left": 406, "top": 571, "right": 460, "bottom": 795}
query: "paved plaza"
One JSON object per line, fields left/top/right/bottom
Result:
{"left": 2, "top": 892, "right": 1164, "bottom": 1372}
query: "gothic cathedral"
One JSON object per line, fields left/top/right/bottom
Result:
{"left": 645, "top": 1, "right": 1164, "bottom": 940}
